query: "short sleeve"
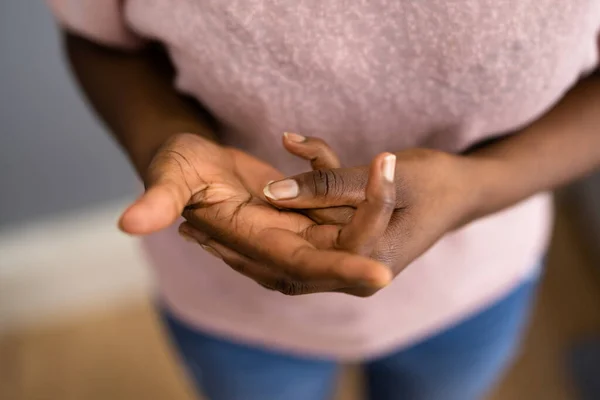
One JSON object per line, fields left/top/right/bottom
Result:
{"left": 46, "top": 0, "right": 144, "bottom": 50}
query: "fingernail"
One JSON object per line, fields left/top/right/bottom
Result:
{"left": 263, "top": 179, "right": 299, "bottom": 200}
{"left": 382, "top": 154, "right": 396, "bottom": 183}
{"left": 283, "top": 132, "right": 306, "bottom": 143}
{"left": 179, "top": 231, "right": 197, "bottom": 244}
{"left": 201, "top": 245, "right": 222, "bottom": 260}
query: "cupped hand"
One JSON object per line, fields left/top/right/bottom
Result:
{"left": 119, "top": 133, "right": 394, "bottom": 296}
{"left": 264, "top": 134, "right": 479, "bottom": 277}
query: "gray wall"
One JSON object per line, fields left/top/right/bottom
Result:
{"left": 0, "top": 0, "right": 137, "bottom": 227}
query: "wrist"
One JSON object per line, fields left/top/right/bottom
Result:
{"left": 459, "top": 153, "right": 516, "bottom": 223}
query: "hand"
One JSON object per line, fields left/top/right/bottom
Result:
{"left": 263, "top": 135, "right": 479, "bottom": 276}
{"left": 119, "top": 133, "right": 394, "bottom": 296}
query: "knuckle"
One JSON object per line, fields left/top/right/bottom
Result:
{"left": 273, "top": 279, "right": 305, "bottom": 296}
{"left": 310, "top": 169, "right": 342, "bottom": 198}
{"left": 310, "top": 170, "right": 329, "bottom": 197}
{"left": 371, "top": 191, "right": 397, "bottom": 210}
{"left": 379, "top": 197, "right": 397, "bottom": 211}
{"left": 259, "top": 283, "right": 277, "bottom": 292}
{"left": 372, "top": 248, "right": 395, "bottom": 267}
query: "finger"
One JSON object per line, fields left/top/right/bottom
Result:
{"left": 215, "top": 241, "right": 362, "bottom": 295}
{"left": 263, "top": 167, "right": 368, "bottom": 208}
{"left": 179, "top": 223, "right": 353, "bottom": 295}
{"left": 201, "top": 241, "right": 284, "bottom": 288}
{"left": 337, "top": 153, "right": 397, "bottom": 256}
{"left": 120, "top": 176, "right": 193, "bottom": 235}
{"left": 179, "top": 222, "right": 282, "bottom": 282}
{"left": 180, "top": 215, "right": 389, "bottom": 289}
{"left": 282, "top": 133, "right": 341, "bottom": 170}
{"left": 177, "top": 221, "right": 211, "bottom": 243}
{"left": 256, "top": 228, "right": 392, "bottom": 288}
{"left": 302, "top": 206, "right": 355, "bottom": 225}
{"left": 281, "top": 132, "right": 349, "bottom": 222}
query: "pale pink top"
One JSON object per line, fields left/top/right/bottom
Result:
{"left": 48, "top": 0, "right": 600, "bottom": 359}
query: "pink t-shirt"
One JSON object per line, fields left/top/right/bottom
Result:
{"left": 48, "top": 0, "right": 600, "bottom": 359}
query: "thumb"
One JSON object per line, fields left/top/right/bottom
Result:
{"left": 263, "top": 166, "right": 369, "bottom": 209}
{"left": 119, "top": 177, "right": 190, "bottom": 235}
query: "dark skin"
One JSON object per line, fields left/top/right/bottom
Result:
{"left": 181, "top": 74, "right": 600, "bottom": 286}
{"left": 66, "top": 34, "right": 394, "bottom": 296}
{"left": 141, "top": 132, "right": 398, "bottom": 296}
{"left": 66, "top": 32, "right": 600, "bottom": 296}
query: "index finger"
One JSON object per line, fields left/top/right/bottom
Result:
{"left": 282, "top": 133, "right": 342, "bottom": 170}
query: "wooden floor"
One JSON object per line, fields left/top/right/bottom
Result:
{"left": 1, "top": 204, "right": 599, "bottom": 400}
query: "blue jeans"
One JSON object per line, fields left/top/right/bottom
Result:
{"left": 163, "top": 277, "right": 537, "bottom": 400}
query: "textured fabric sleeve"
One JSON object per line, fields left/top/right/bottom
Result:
{"left": 46, "top": 0, "right": 144, "bottom": 49}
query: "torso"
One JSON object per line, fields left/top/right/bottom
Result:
{"left": 127, "top": 0, "right": 599, "bottom": 171}
{"left": 125, "top": 0, "right": 599, "bottom": 358}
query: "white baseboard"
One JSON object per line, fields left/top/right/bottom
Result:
{"left": 0, "top": 200, "right": 154, "bottom": 332}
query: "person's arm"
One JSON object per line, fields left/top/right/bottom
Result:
{"left": 64, "top": 31, "right": 395, "bottom": 294}
{"left": 468, "top": 72, "right": 600, "bottom": 219}
{"left": 64, "top": 33, "right": 217, "bottom": 178}
{"left": 268, "top": 71, "right": 600, "bottom": 221}
{"left": 260, "top": 71, "right": 600, "bottom": 277}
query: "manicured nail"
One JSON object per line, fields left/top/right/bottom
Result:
{"left": 201, "top": 245, "right": 222, "bottom": 260}
{"left": 283, "top": 132, "right": 306, "bottom": 143}
{"left": 263, "top": 179, "right": 299, "bottom": 200}
{"left": 179, "top": 231, "right": 197, "bottom": 244}
{"left": 382, "top": 154, "right": 396, "bottom": 183}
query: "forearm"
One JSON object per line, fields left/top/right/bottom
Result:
{"left": 467, "top": 73, "right": 600, "bottom": 219}
{"left": 64, "top": 32, "right": 216, "bottom": 177}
